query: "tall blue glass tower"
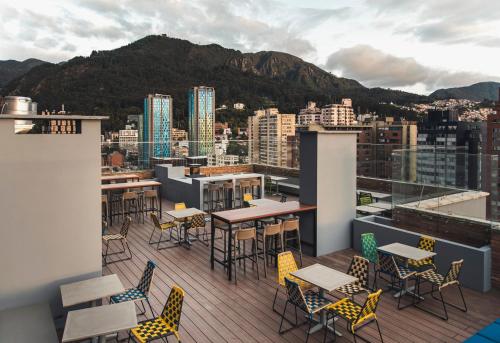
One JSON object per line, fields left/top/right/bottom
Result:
{"left": 188, "top": 86, "right": 215, "bottom": 156}
{"left": 142, "top": 94, "right": 172, "bottom": 167}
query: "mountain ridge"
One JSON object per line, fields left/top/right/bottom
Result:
{"left": 2, "top": 35, "right": 429, "bottom": 130}
{"left": 0, "top": 58, "right": 48, "bottom": 89}
{"left": 430, "top": 81, "right": 500, "bottom": 101}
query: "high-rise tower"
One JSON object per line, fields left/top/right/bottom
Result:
{"left": 188, "top": 86, "right": 215, "bottom": 156}
{"left": 142, "top": 94, "right": 173, "bottom": 166}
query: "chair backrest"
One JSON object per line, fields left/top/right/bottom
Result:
{"left": 377, "top": 251, "right": 396, "bottom": 275}
{"left": 234, "top": 227, "right": 256, "bottom": 241}
{"left": 354, "top": 289, "right": 382, "bottom": 327}
{"left": 120, "top": 216, "right": 132, "bottom": 237}
{"left": 264, "top": 223, "right": 281, "bottom": 236}
{"left": 144, "top": 189, "right": 157, "bottom": 198}
{"left": 137, "top": 260, "right": 156, "bottom": 295}
{"left": 175, "top": 202, "right": 186, "bottom": 210}
{"left": 361, "top": 233, "right": 378, "bottom": 264}
{"left": 417, "top": 235, "right": 435, "bottom": 252}
{"left": 122, "top": 191, "right": 137, "bottom": 201}
{"left": 243, "top": 193, "right": 253, "bottom": 202}
{"left": 280, "top": 194, "right": 287, "bottom": 203}
{"left": 282, "top": 218, "right": 299, "bottom": 232}
{"left": 250, "top": 179, "right": 261, "bottom": 187}
{"left": 358, "top": 192, "right": 373, "bottom": 206}
{"left": 277, "top": 251, "right": 298, "bottom": 286}
{"left": 150, "top": 212, "right": 162, "bottom": 228}
{"left": 442, "top": 259, "right": 464, "bottom": 287}
{"left": 284, "top": 277, "right": 308, "bottom": 312}
{"left": 239, "top": 180, "right": 251, "bottom": 188}
{"left": 348, "top": 256, "right": 370, "bottom": 288}
{"left": 101, "top": 195, "right": 107, "bottom": 203}
{"left": 189, "top": 213, "right": 206, "bottom": 229}
{"left": 161, "top": 285, "right": 185, "bottom": 337}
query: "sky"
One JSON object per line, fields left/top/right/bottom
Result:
{"left": 0, "top": 0, "right": 499, "bottom": 95}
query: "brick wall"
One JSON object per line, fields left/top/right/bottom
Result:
{"left": 492, "top": 230, "right": 500, "bottom": 289}
{"left": 253, "top": 164, "right": 300, "bottom": 178}
{"left": 392, "top": 207, "right": 490, "bottom": 248}
{"left": 197, "top": 164, "right": 254, "bottom": 176}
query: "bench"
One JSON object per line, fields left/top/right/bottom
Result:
{"left": 0, "top": 302, "right": 58, "bottom": 343}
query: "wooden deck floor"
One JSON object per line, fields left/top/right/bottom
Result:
{"left": 103, "top": 200, "right": 500, "bottom": 343}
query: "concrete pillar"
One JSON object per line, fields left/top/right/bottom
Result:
{"left": 300, "top": 131, "right": 358, "bottom": 256}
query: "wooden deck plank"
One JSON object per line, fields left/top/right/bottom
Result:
{"left": 102, "top": 199, "right": 500, "bottom": 343}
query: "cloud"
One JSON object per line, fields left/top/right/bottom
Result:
{"left": 325, "top": 45, "right": 500, "bottom": 92}
{"left": 366, "top": 0, "right": 500, "bottom": 47}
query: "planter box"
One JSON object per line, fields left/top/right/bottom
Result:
{"left": 353, "top": 216, "right": 491, "bottom": 292}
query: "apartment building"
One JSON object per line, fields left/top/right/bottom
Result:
{"left": 297, "top": 99, "right": 356, "bottom": 126}
{"left": 248, "top": 108, "right": 296, "bottom": 167}
{"left": 119, "top": 126, "right": 138, "bottom": 146}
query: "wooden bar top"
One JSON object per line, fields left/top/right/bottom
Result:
{"left": 101, "top": 180, "right": 161, "bottom": 191}
{"left": 101, "top": 173, "right": 139, "bottom": 182}
{"left": 212, "top": 201, "right": 316, "bottom": 224}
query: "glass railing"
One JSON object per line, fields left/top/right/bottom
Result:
{"left": 390, "top": 146, "right": 498, "bottom": 246}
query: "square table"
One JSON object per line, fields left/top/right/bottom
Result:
{"left": 267, "top": 175, "right": 287, "bottom": 194}
{"left": 62, "top": 301, "right": 137, "bottom": 343}
{"left": 356, "top": 205, "right": 384, "bottom": 215}
{"left": 166, "top": 208, "right": 206, "bottom": 247}
{"left": 291, "top": 263, "right": 358, "bottom": 335}
{"left": 60, "top": 274, "right": 125, "bottom": 308}
{"left": 378, "top": 243, "right": 436, "bottom": 298}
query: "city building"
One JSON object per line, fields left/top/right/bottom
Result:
{"left": 297, "top": 101, "right": 321, "bottom": 125}
{"left": 485, "top": 89, "right": 500, "bottom": 220}
{"left": 119, "top": 125, "right": 138, "bottom": 146}
{"left": 416, "top": 109, "right": 484, "bottom": 189}
{"left": 172, "top": 128, "right": 188, "bottom": 141}
{"left": 215, "top": 122, "right": 229, "bottom": 134}
{"left": 321, "top": 99, "right": 356, "bottom": 126}
{"left": 207, "top": 154, "right": 239, "bottom": 166}
{"left": 142, "top": 94, "right": 173, "bottom": 166}
{"left": 247, "top": 108, "right": 295, "bottom": 167}
{"left": 188, "top": 86, "right": 215, "bottom": 156}
{"left": 297, "top": 99, "right": 356, "bottom": 126}
{"left": 233, "top": 102, "right": 245, "bottom": 110}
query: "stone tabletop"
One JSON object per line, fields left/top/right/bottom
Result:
{"left": 62, "top": 302, "right": 137, "bottom": 342}
{"left": 60, "top": 274, "right": 124, "bottom": 308}
{"left": 290, "top": 263, "right": 358, "bottom": 292}
{"left": 378, "top": 242, "right": 436, "bottom": 261}
{"left": 166, "top": 208, "right": 205, "bottom": 219}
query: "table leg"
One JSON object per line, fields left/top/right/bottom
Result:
{"left": 107, "top": 191, "right": 112, "bottom": 226}
{"left": 158, "top": 186, "right": 162, "bottom": 219}
{"left": 307, "top": 289, "right": 342, "bottom": 336}
{"left": 210, "top": 217, "right": 215, "bottom": 269}
{"left": 227, "top": 223, "right": 233, "bottom": 281}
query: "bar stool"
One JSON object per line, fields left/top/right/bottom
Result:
{"left": 281, "top": 218, "right": 303, "bottom": 267}
{"left": 222, "top": 182, "right": 234, "bottom": 210}
{"left": 237, "top": 180, "right": 252, "bottom": 207}
{"left": 101, "top": 195, "right": 109, "bottom": 222}
{"left": 202, "top": 183, "right": 210, "bottom": 212}
{"left": 143, "top": 189, "right": 160, "bottom": 216}
{"left": 250, "top": 179, "right": 261, "bottom": 199}
{"left": 258, "top": 223, "right": 283, "bottom": 277}
{"left": 207, "top": 183, "right": 224, "bottom": 212}
{"left": 122, "top": 191, "right": 140, "bottom": 222}
{"left": 232, "top": 227, "right": 259, "bottom": 284}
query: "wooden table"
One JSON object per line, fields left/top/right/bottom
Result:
{"left": 60, "top": 274, "right": 125, "bottom": 308}
{"left": 211, "top": 201, "right": 317, "bottom": 281}
{"left": 378, "top": 243, "right": 436, "bottom": 298}
{"left": 166, "top": 208, "right": 206, "bottom": 248}
{"left": 101, "top": 180, "right": 161, "bottom": 225}
{"left": 62, "top": 302, "right": 137, "bottom": 343}
{"left": 101, "top": 173, "right": 140, "bottom": 183}
{"left": 291, "top": 263, "right": 357, "bottom": 335}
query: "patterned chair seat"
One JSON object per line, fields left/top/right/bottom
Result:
{"left": 336, "top": 282, "right": 368, "bottom": 297}
{"left": 327, "top": 298, "right": 363, "bottom": 322}
{"left": 303, "top": 290, "right": 331, "bottom": 313}
{"left": 131, "top": 317, "right": 176, "bottom": 343}
{"left": 396, "top": 265, "right": 416, "bottom": 279}
{"left": 102, "top": 233, "right": 125, "bottom": 241}
{"left": 408, "top": 258, "right": 435, "bottom": 271}
{"left": 418, "top": 269, "right": 445, "bottom": 285}
{"left": 159, "top": 221, "right": 177, "bottom": 230}
{"left": 111, "top": 288, "right": 146, "bottom": 303}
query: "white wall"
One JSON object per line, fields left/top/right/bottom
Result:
{"left": 316, "top": 132, "right": 357, "bottom": 255}
{"left": 0, "top": 118, "right": 102, "bottom": 314}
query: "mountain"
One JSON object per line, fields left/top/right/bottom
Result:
{"left": 2, "top": 35, "right": 428, "bottom": 130}
{"left": 0, "top": 58, "right": 48, "bottom": 89}
{"left": 430, "top": 82, "right": 500, "bottom": 101}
